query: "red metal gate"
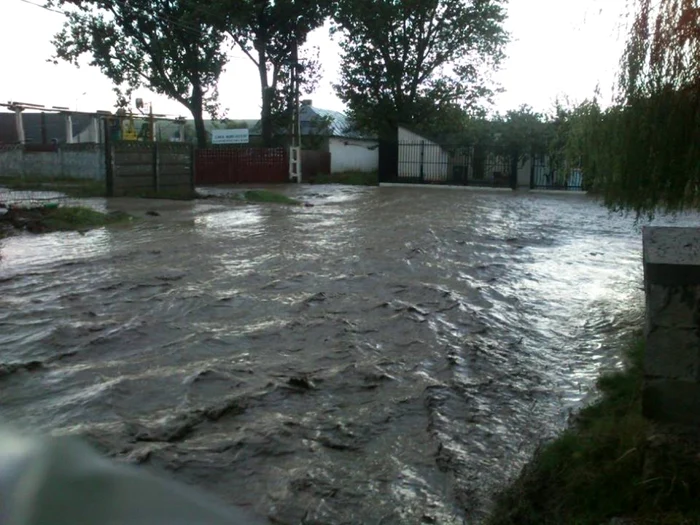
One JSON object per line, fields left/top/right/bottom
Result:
{"left": 195, "top": 147, "right": 288, "bottom": 184}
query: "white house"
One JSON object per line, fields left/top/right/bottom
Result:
{"left": 300, "top": 104, "right": 378, "bottom": 174}
{"left": 249, "top": 102, "right": 379, "bottom": 174}
{"left": 328, "top": 136, "right": 378, "bottom": 173}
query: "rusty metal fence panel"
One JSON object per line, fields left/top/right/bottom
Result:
{"left": 195, "top": 147, "right": 288, "bottom": 185}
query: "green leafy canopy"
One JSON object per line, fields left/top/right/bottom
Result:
{"left": 332, "top": 0, "right": 508, "bottom": 137}
{"left": 49, "top": 0, "right": 228, "bottom": 147}
{"left": 561, "top": 0, "right": 700, "bottom": 216}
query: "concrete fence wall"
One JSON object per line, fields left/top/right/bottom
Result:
{"left": 0, "top": 144, "right": 105, "bottom": 180}
{"left": 110, "top": 142, "right": 193, "bottom": 196}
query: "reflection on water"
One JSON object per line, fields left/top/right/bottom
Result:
{"left": 0, "top": 228, "right": 113, "bottom": 272}
{"left": 0, "top": 188, "right": 695, "bottom": 524}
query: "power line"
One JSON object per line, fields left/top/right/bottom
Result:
{"left": 16, "top": 0, "right": 66, "bottom": 16}
{"left": 16, "top": 0, "right": 205, "bottom": 37}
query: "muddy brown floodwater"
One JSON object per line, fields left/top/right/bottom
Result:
{"left": 0, "top": 186, "right": 695, "bottom": 524}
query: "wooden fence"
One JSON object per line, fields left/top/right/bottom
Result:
{"left": 107, "top": 141, "right": 194, "bottom": 196}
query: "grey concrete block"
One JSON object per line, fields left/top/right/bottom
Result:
{"left": 644, "top": 227, "right": 700, "bottom": 267}
{"left": 647, "top": 284, "right": 700, "bottom": 329}
{"left": 645, "top": 326, "right": 700, "bottom": 381}
{"left": 643, "top": 227, "right": 700, "bottom": 425}
{"left": 644, "top": 227, "right": 700, "bottom": 286}
{"left": 643, "top": 379, "right": 700, "bottom": 426}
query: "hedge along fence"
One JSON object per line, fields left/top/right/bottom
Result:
{"left": 107, "top": 141, "right": 194, "bottom": 197}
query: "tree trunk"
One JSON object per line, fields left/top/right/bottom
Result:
{"left": 191, "top": 83, "right": 207, "bottom": 149}
{"left": 260, "top": 83, "right": 274, "bottom": 147}
{"left": 257, "top": 46, "right": 274, "bottom": 147}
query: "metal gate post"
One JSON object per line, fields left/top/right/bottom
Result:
{"left": 152, "top": 141, "right": 160, "bottom": 193}
{"left": 419, "top": 140, "right": 425, "bottom": 183}
{"left": 103, "top": 118, "right": 114, "bottom": 197}
{"left": 189, "top": 145, "right": 195, "bottom": 191}
{"left": 510, "top": 150, "right": 518, "bottom": 190}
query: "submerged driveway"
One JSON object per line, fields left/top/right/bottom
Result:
{"left": 0, "top": 186, "right": 680, "bottom": 523}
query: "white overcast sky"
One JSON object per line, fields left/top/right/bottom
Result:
{"left": 0, "top": 0, "right": 627, "bottom": 119}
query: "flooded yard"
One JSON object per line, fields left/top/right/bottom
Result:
{"left": 0, "top": 186, "right": 683, "bottom": 523}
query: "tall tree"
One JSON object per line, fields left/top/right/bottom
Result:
{"left": 49, "top": 0, "right": 227, "bottom": 147}
{"left": 568, "top": 1, "right": 700, "bottom": 215}
{"left": 332, "top": 0, "right": 508, "bottom": 138}
{"left": 214, "top": 0, "right": 327, "bottom": 146}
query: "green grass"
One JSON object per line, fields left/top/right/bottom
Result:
{"left": 42, "top": 206, "right": 131, "bottom": 231}
{"left": 488, "top": 339, "right": 700, "bottom": 525}
{"left": 312, "top": 171, "right": 378, "bottom": 186}
{"left": 239, "top": 190, "right": 301, "bottom": 205}
{"left": 2, "top": 205, "right": 131, "bottom": 235}
{"left": 0, "top": 176, "right": 106, "bottom": 198}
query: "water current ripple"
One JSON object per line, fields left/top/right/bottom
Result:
{"left": 1, "top": 187, "right": 696, "bottom": 523}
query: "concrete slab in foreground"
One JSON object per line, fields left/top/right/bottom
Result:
{"left": 643, "top": 227, "right": 700, "bottom": 426}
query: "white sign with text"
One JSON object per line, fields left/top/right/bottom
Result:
{"left": 211, "top": 128, "right": 249, "bottom": 144}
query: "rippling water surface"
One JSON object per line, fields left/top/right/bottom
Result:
{"left": 0, "top": 187, "right": 693, "bottom": 523}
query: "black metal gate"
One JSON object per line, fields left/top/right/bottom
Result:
{"left": 530, "top": 155, "right": 584, "bottom": 191}
{"left": 379, "top": 140, "right": 517, "bottom": 189}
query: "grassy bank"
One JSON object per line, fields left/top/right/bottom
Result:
{"left": 312, "top": 171, "right": 378, "bottom": 186}
{"left": 489, "top": 339, "right": 700, "bottom": 525}
{"left": 1, "top": 205, "right": 131, "bottom": 235}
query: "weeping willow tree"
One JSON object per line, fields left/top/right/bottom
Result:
{"left": 571, "top": 0, "right": 700, "bottom": 215}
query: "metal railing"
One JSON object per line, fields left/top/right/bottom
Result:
{"left": 392, "top": 142, "right": 516, "bottom": 188}
{"left": 531, "top": 155, "right": 584, "bottom": 191}
{"left": 379, "top": 142, "right": 586, "bottom": 191}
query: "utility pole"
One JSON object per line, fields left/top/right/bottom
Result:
{"left": 288, "top": 35, "right": 302, "bottom": 183}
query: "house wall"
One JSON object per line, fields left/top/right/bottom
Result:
{"left": 397, "top": 127, "right": 449, "bottom": 180}
{"left": 328, "top": 138, "right": 378, "bottom": 173}
{"left": 0, "top": 144, "right": 105, "bottom": 180}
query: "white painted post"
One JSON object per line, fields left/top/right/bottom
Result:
{"left": 179, "top": 120, "right": 186, "bottom": 142}
{"left": 65, "top": 113, "right": 74, "bottom": 144}
{"left": 92, "top": 116, "right": 101, "bottom": 143}
{"left": 289, "top": 146, "right": 301, "bottom": 182}
{"left": 14, "top": 108, "right": 25, "bottom": 144}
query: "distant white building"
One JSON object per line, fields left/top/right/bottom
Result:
{"left": 250, "top": 101, "right": 379, "bottom": 174}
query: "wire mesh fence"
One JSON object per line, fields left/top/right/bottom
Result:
{"left": 0, "top": 187, "right": 71, "bottom": 209}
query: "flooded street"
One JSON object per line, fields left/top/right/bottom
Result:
{"left": 0, "top": 186, "right": 684, "bottom": 523}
